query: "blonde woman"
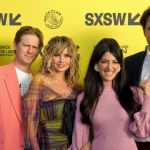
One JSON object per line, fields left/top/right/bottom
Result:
{"left": 22, "top": 36, "right": 82, "bottom": 150}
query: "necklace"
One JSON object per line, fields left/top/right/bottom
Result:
{"left": 54, "top": 79, "right": 71, "bottom": 98}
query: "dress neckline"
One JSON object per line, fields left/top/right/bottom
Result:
{"left": 103, "top": 83, "right": 114, "bottom": 92}
{"left": 44, "top": 83, "right": 75, "bottom": 99}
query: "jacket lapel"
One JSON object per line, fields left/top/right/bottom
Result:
{"left": 4, "top": 62, "right": 22, "bottom": 125}
{"left": 134, "top": 47, "right": 147, "bottom": 86}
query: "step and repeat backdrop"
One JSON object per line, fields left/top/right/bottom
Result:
{"left": 0, "top": 0, "right": 149, "bottom": 81}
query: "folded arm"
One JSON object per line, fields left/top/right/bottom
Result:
{"left": 129, "top": 80, "right": 150, "bottom": 138}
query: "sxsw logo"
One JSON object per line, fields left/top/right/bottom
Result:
{"left": 85, "top": 13, "right": 140, "bottom": 26}
{"left": 0, "top": 13, "right": 21, "bottom": 26}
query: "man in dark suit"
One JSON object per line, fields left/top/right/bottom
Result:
{"left": 125, "top": 7, "right": 150, "bottom": 150}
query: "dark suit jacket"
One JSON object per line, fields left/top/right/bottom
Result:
{"left": 124, "top": 49, "right": 146, "bottom": 87}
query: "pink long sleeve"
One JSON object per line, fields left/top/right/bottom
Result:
{"left": 69, "top": 92, "right": 89, "bottom": 150}
{"left": 129, "top": 87, "right": 150, "bottom": 138}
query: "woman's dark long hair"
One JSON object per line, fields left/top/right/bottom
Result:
{"left": 80, "top": 38, "right": 141, "bottom": 125}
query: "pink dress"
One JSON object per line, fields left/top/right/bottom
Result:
{"left": 69, "top": 83, "right": 150, "bottom": 150}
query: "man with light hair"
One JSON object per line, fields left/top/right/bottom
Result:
{"left": 0, "top": 26, "right": 43, "bottom": 150}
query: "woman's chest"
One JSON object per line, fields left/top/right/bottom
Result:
{"left": 92, "top": 92, "right": 130, "bottom": 130}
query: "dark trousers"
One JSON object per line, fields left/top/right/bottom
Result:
{"left": 136, "top": 141, "right": 150, "bottom": 150}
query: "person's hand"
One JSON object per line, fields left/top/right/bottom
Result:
{"left": 139, "top": 79, "right": 150, "bottom": 96}
{"left": 81, "top": 141, "right": 91, "bottom": 150}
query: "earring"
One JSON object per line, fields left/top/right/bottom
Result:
{"left": 118, "top": 66, "right": 121, "bottom": 72}
{"left": 94, "top": 64, "right": 99, "bottom": 72}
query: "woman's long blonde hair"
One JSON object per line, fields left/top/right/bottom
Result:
{"left": 39, "top": 36, "right": 80, "bottom": 88}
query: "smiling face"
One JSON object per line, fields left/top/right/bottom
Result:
{"left": 14, "top": 34, "right": 39, "bottom": 68}
{"left": 51, "top": 48, "right": 71, "bottom": 73}
{"left": 97, "top": 51, "right": 120, "bottom": 83}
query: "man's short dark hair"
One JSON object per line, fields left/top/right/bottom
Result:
{"left": 140, "top": 7, "right": 150, "bottom": 29}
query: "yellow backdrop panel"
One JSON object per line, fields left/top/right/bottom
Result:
{"left": 0, "top": 0, "right": 149, "bottom": 82}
